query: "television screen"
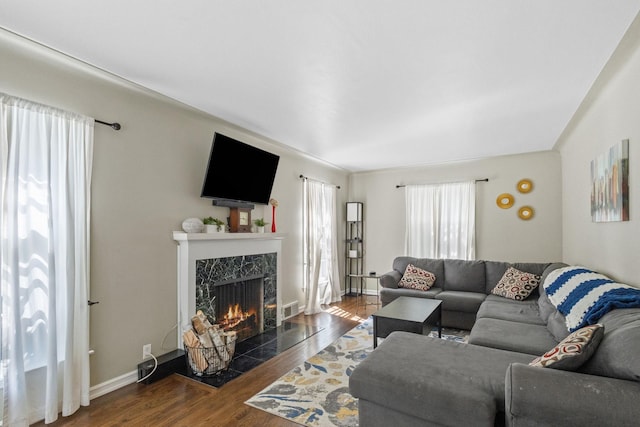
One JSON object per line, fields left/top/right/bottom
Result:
{"left": 200, "top": 133, "right": 280, "bottom": 206}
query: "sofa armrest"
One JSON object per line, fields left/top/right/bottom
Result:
{"left": 505, "top": 363, "right": 640, "bottom": 426}
{"left": 379, "top": 270, "right": 401, "bottom": 289}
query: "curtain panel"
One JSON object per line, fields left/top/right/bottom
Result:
{"left": 302, "top": 179, "right": 341, "bottom": 314}
{"left": 404, "top": 181, "right": 476, "bottom": 260}
{"left": 1, "top": 93, "right": 93, "bottom": 426}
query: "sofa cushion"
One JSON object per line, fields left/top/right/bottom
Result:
{"left": 392, "top": 257, "right": 445, "bottom": 290}
{"left": 546, "top": 310, "right": 570, "bottom": 342}
{"left": 484, "top": 261, "right": 511, "bottom": 293}
{"left": 505, "top": 363, "right": 640, "bottom": 427}
{"left": 436, "top": 291, "right": 486, "bottom": 313}
{"left": 349, "top": 332, "right": 535, "bottom": 426}
{"left": 379, "top": 270, "right": 402, "bottom": 289}
{"left": 441, "top": 310, "right": 477, "bottom": 330}
{"left": 358, "top": 401, "right": 453, "bottom": 427}
{"left": 397, "top": 264, "right": 436, "bottom": 291}
{"left": 476, "top": 300, "right": 545, "bottom": 326}
{"left": 529, "top": 324, "right": 604, "bottom": 370}
{"left": 490, "top": 267, "right": 540, "bottom": 301}
{"left": 469, "top": 318, "right": 557, "bottom": 355}
{"left": 444, "top": 259, "right": 485, "bottom": 292}
{"left": 540, "top": 262, "right": 568, "bottom": 285}
{"left": 485, "top": 262, "right": 549, "bottom": 295}
{"left": 580, "top": 308, "right": 640, "bottom": 381}
{"left": 483, "top": 294, "right": 528, "bottom": 304}
{"left": 537, "top": 287, "right": 556, "bottom": 323}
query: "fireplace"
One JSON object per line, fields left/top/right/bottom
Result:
{"left": 195, "top": 253, "right": 276, "bottom": 342}
{"left": 174, "top": 231, "right": 284, "bottom": 348}
{"left": 212, "top": 277, "right": 264, "bottom": 341}
{"left": 210, "top": 275, "right": 264, "bottom": 341}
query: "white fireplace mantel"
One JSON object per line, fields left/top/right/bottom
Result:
{"left": 173, "top": 231, "right": 285, "bottom": 346}
{"left": 173, "top": 231, "right": 287, "bottom": 243}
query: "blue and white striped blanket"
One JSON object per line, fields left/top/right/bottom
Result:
{"left": 543, "top": 266, "right": 640, "bottom": 332}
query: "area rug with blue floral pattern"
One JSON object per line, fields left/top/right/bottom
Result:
{"left": 245, "top": 317, "right": 468, "bottom": 426}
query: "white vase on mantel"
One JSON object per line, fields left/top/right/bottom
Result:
{"left": 257, "top": 226, "right": 265, "bottom": 233}
{"left": 204, "top": 224, "right": 226, "bottom": 233}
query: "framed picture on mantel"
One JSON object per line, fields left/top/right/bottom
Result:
{"left": 229, "top": 207, "right": 251, "bottom": 232}
{"left": 590, "top": 139, "right": 629, "bottom": 223}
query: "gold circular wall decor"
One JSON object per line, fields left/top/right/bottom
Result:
{"left": 518, "top": 206, "right": 535, "bottom": 220}
{"left": 517, "top": 179, "right": 533, "bottom": 193}
{"left": 496, "top": 193, "right": 515, "bottom": 209}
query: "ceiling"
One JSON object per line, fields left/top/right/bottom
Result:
{"left": 2, "top": 1, "right": 639, "bottom": 172}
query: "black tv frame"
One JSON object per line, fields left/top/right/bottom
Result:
{"left": 200, "top": 133, "right": 279, "bottom": 208}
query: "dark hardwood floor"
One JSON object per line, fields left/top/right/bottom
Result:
{"left": 33, "top": 295, "right": 379, "bottom": 427}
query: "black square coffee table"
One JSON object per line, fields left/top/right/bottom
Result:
{"left": 372, "top": 297, "right": 442, "bottom": 348}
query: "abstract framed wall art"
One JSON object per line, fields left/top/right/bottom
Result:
{"left": 590, "top": 139, "right": 629, "bottom": 222}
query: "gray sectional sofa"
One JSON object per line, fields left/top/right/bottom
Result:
{"left": 349, "top": 257, "right": 640, "bottom": 427}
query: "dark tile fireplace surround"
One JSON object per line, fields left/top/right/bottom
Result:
{"left": 195, "top": 253, "right": 278, "bottom": 339}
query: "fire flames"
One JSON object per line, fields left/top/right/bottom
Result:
{"left": 219, "top": 303, "right": 255, "bottom": 330}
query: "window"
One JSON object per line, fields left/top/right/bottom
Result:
{"left": 404, "top": 181, "right": 476, "bottom": 260}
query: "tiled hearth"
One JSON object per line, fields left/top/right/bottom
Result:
{"left": 179, "top": 321, "right": 323, "bottom": 388}
{"left": 138, "top": 320, "right": 322, "bottom": 387}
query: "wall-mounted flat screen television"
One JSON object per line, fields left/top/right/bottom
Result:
{"left": 201, "top": 133, "right": 280, "bottom": 206}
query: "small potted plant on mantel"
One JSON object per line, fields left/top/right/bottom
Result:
{"left": 203, "top": 217, "right": 226, "bottom": 233}
{"left": 253, "top": 218, "right": 268, "bottom": 233}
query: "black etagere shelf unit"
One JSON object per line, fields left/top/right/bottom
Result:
{"left": 345, "top": 202, "right": 364, "bottom": 296}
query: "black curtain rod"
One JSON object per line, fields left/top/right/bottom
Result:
{"left": 396, "top": 178, "right": 488, "bottom": 188}
{"left": 299, "top": 174, "right": 341, "bottom": 189}
{"left": 95, "top": 119, "right": 121, "bottom": 131}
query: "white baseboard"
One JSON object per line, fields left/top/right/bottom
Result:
{"left": 90, "top": 369, "right": 138, "bottom": 400}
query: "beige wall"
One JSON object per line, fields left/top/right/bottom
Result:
{"left": 0, "top": 30, "right": 349, "bottom": 386}
{"left": 556, "top": 13, "right": 640, "bottom": 285}
{"left": 349, "top": 150, "right": 563, "bottom": 289}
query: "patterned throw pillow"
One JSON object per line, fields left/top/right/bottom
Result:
{"left": 398, "top": 264, "right": 436, "bottom": 291}
{"left": 529, "top": 324, "right": 604, "bottom": 370}
{"left": 491, "top": 267, "right": 540, "bottom": 300}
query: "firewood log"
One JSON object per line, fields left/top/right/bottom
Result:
{"left": 207, "top": 326, "right": 230, "bottom": 361}
{"left": 191, "top": 315, "right": 208, "bottom": 335}
{"left": 197, "top": 331, "right": 225, "bottom": 367}
{"left": 196, "top": 310, "right": 213, "bottom": 328}
{"left": 224, "top": 331, "right": 237, "bottom": 356}
{"left": 182, "top": 329, "right": 200, "bottom": 347}
{"left": 182, "top": 329, "right": 208, "bottom": 372}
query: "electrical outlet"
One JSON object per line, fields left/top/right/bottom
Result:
{"left": 142, "top": 344, "right": 152, "bottom": 359}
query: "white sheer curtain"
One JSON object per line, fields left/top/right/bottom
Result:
{"left": 302, "top": 179, "right": 342, "bottom": 315}
{"left": 1, "top": 93, "right": 93, "bottom": 426}
{"left": 405, "top": 181, "right": 476, "bottom": 260}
